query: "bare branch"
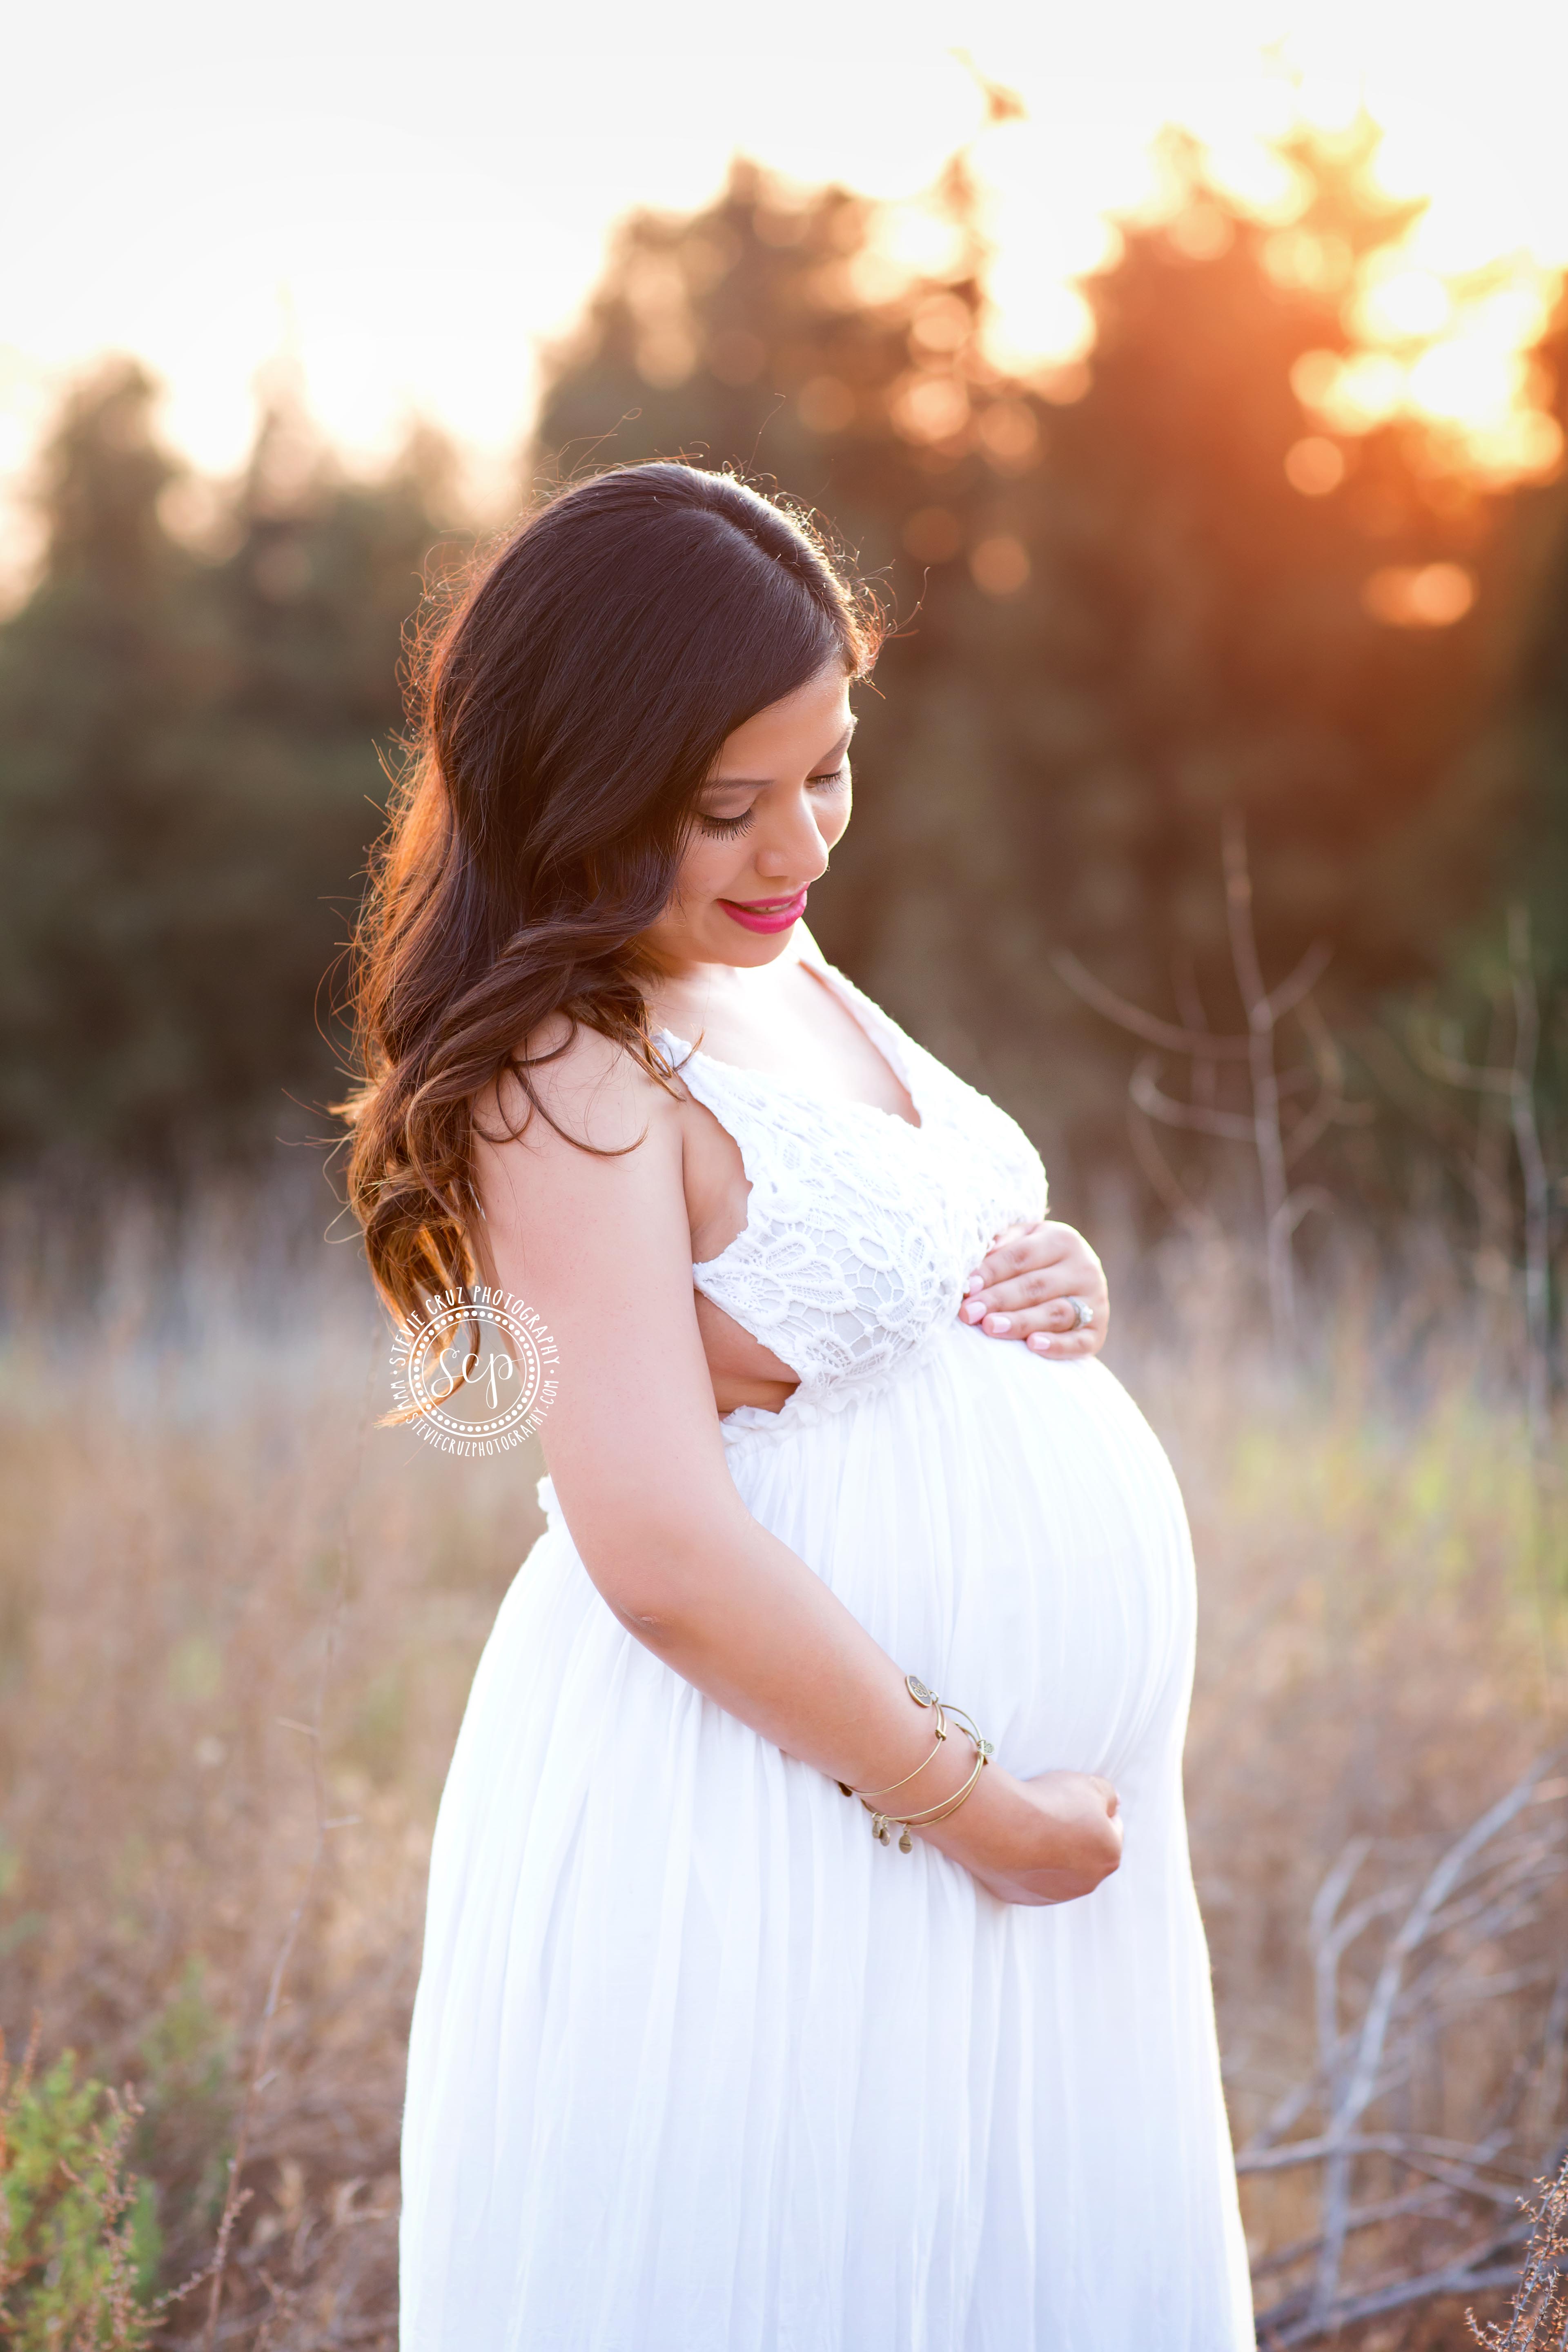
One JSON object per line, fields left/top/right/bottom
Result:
{"left": 1171, "top": 944, "right": 1219, "bottom": 1110}
{"left": 1221, "top": 813, "right": 1297, "bottom": 1345}
{"left": 1261, "top": 2227, "right": 1534, "bottom": 2345}
{"left": 1222, "top": 807, "right": 1271, "bottom": 1028}
{"left": 1266, "top": 939, "right": 1335, "bottom": 1026}
{"left": 1051, "top": 947, "right": 1251, "bottom": 1058}
{"left": 1130, "top": 1055, "right": 1258, "bottom": 1143}
{"left": 1284, "top": 1092, "right": 1373, "bottom": 1168}
{"left": 1250, "top": 2181, "right": 1464, "bottom": 2281}
{"left": 1410, "top": 1029, "right": 1517, "bottom": 1096}
{"left": 1239, "top": 2131, "right": 1523, "bottom": 2177}
{"left": 1314, "top": 1763, "right": 1562, "bottom": 2313}
{"left": 1124, "top": 1097, "right": 1214, "bottom": 1231}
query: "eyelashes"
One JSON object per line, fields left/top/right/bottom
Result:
{"left": 695, "top": 769, "right": 848, "bottom": 841}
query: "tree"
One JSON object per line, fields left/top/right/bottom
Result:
{"left": 0, "top": 361, "right": 458, "bottom": 1172}
{"left": 531, "top": 132, "right": 1537, "bottom": 1195}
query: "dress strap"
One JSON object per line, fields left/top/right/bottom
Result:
{"left": 647, "top": 1025, "right": 785, "bottom": 1246}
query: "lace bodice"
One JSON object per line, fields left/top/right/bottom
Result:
{"left": 652, "top": 946, "right": 1047, "bottom": 1445}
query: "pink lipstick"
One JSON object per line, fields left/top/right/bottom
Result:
{"left": 718, "top": 888, "right": 808, "bottom": 935}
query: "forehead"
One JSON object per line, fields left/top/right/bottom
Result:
{"left": 710, "top": 662, "right": 852, "bottom": 775}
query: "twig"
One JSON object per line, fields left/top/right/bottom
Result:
{"left": 1124, "top": 1094, "right": 1214, "bottom": 1229}
{"left": 1250, "top": 2179, "right": 1463, "bottom": 2281}
{"left": 1467, "top": 2146, "right": 1568, "bottom": 2348}
{"left": 1049, "top": 948, "right": 1251, "bottom": 1059}
{"left": 1240, "top": 2130, "right": 1524, "bottom": 2177}
{"left": 1263, "top": 2228, "right": 1535, "bottom": 2345}
{"left": 1221, "top": 811, "right": 1298, "bottom": 1345}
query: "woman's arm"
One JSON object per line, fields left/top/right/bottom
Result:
{"left": 471, "top": 1023, "right": 1121, "bottom": 1908}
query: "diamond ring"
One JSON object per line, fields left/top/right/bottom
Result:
{"left": 1064, "top": 1296, "right": 1093, "bottom": 1332}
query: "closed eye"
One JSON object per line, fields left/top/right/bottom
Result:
{"left": 695, "top": 768, "right": 848, "bottom": 840}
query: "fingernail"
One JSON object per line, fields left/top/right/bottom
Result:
{"left": 962, "top": 1299, "right": 984, "bottom": 1323}
{"left": 1029, "top": 1334, "right": 1052, "bottom": 1352}
{"left": 987, "top": 1314, "right": 1011, "bottom": 1333}
{"left": 964, "top": 1274, "right": 983, "bottom": 1294}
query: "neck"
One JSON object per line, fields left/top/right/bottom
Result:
{"left": 641, "top": 928, "right": 820, "bottom": 1037}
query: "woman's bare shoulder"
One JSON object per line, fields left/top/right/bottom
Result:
{"left": 475, "top": 1006, "right": 680, "bottom": 1164}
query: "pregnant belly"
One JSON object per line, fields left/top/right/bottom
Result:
{"left": 724, "top": 1326, "right": 1197, "bottom": 1795}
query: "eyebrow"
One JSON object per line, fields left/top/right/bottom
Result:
{"left": 705, "top": 718, "right": 857, "bottom": 793}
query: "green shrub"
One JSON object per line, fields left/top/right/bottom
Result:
{"left": 0, "top": 2038, "right": 161, "bottom": 2350}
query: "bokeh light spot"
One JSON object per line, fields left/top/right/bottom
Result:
{"left": 970, "top": 535, "right": 1031, "bottom": 596}
{"left": 1285, "top": 437, "right": 1346, "bottom": 495}
{"left": 1362, "top": 561, "right": 1477, "bottom": 626}
{"left": 890, "top": 370, "right": 971, "bottom": 444}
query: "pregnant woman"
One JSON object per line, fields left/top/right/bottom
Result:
{"left": 342, "top": 462, "right": 1254, "bottom": 2348}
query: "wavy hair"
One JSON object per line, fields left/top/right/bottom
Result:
{"left": 336, "top": 461, "right": 883, "bottom": 1336}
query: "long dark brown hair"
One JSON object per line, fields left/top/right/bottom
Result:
{"left": 337, "top": 461, "right": 883, "bottom": 1333}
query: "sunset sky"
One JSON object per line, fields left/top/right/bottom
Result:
{"left": 4, "top": 0, "right": 1566, "bottom": 594}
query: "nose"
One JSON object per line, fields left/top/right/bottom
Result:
{"left": 753, "top": 788, "right": 834, "bottom": 884}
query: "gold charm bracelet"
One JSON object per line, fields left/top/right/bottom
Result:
{"left": 835, "top": 1697, "right": 949, "bottom": 1804}
{"left": 840, "top": 1673, "right": 995, "bottom": 1854}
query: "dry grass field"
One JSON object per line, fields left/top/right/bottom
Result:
{"left": 1, "top": 1172, "right": 1563, "bottom": 2348}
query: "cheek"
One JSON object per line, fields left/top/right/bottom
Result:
{"left": 822, "top": 785, "right": 852, "bottom": 843}
{"left": 673, "top": 836, "right": 742, "bottom": 906}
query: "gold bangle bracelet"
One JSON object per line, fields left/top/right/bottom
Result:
{"left": 865, "top": 1748, "right": 989, "bottom": 1851}
{"left": 881, "top": 1748, "right": 989, "bottom": 1825}
{"left": 840, "top": 1702, "right": 949, "bottom": 1803}
{"left": 837, "top": 1671, "right": 995, "bottom": 1854}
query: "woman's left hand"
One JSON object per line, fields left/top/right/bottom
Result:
{"left": 958, "top": 1218, "right": 1109, "bottom": 1359}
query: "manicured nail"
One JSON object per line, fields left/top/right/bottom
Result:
{"left": 964, "top": 1274, "right": 983, "bottom": 1294}
{"left": 987, "top": 1314, "right": 1012, "bottom": 1333}
{"left": 962, "top": 1299, "right": 984, "bottom": 1322}
{"left": 1029, "top": 1333, "right": 1052, "bottom": 1352}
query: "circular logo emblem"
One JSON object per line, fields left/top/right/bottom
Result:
{"left": 390, "top": 1284, "right": 559, "bottom": 1456}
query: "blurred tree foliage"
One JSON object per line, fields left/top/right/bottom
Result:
{"left": 535, "top": 131, "right": 1568, "bottom": 1192}
{"left": 0, "top": 359, "right": 459, "bottom": 1170}
{"left": 0, "top": 126, "right": 1563, "bottom": 1205}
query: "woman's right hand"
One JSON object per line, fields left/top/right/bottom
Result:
{"left": 921, "top": 1764, "right": 1124, "bottom": 1907}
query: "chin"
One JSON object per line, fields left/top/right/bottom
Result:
{"left": 710, "top": 925, "right": 796, "bottom": 963}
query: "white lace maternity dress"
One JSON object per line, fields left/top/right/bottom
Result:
{"left": 398, "top": 943, "right": 1255, "bottom": 2351}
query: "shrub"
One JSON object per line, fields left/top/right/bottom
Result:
{"left": 0, "top": 2035, "right": 161, "bottom": 2351}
